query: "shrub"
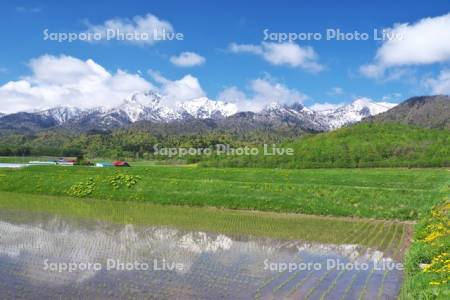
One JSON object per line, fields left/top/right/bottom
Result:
{"left": 67, "top": 178, "right": 96, "bottom": 197}
{"left": 107, "top": 173, "right": 141, "bottom": 190}
{"left": 401, "top": 199, "right": 450, "bottom": 299}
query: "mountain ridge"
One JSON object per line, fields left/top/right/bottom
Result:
{"left": 364, "top": 95, "right": 450, "bottom": 129}
{"left": 0, "top": 91, "right": 398, "bottom": 134}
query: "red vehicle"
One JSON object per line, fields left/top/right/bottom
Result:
{"left": 112, "top": 161, "right": 130, "bottom": 167}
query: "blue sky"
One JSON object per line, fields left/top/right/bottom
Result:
{"left": 0, "top": 0, "right": 449, "bottom": 113}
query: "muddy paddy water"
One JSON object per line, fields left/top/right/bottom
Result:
{"left": 0, "top": 208, "right": 405, "bottom": 300}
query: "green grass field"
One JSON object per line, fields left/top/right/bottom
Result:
{"left": 1, "top": 164, "right": 448, "bottom": 298}
{"left": 0, "top": 165, "right": 448, "bottom": 220}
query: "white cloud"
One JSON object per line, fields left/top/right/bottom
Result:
{"left": 3, "top": 53, "right": 322, "bottom": 115}
{"left": 0, "top": 55, "right": 309, "bottom": 114}
{"left": 84, "top": 14, "right": 174, "bottom": 45}
{"left": 229, "top": 42, "right": 323, "bottom": 72}
{"left": 148, "top": 70, "right": 205, "bottom": 106}
{"left": 424, "top": 69, "right": 450, "bottom": 94}
{"left": 217, "top": 86, "right": 248, "bottom": 104}
{"left": 361, "top": 13, "right": 450, "bottom": 78}
{"left": 170, "top": 52, "right": 205, "bottom": 67}
{"left": 0, "top": 55, "right": 210, "bottom": 114}
{"left": 250, "top": 78, "right": 307, "bottom": 104}
{"left": 27, "top": 55, "right": 110, "bottom": 85}
{"left": 218, "top": 78, "right": 308, "bottom": 111}
{"left": 0, "top": 55, "right": 153, "bottom": 113}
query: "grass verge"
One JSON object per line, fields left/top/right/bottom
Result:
{"left": 400, "top": 196, "right": 450, "bottom": 299}
{"left": 0, "top": 166, "right": 448, "bottom": 220}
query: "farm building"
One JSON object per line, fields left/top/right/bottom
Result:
{"left": 113, "top": 161, "right": 131, "bottom": 167}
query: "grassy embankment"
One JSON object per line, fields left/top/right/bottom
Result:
{"left": 0, "top": 166, "right": 447, "bottom": 221}
{"left": 400, "top": 197, "right": 450, "bottom": 299}
{"left": 0, "top": 166, "right": 444, "bottom": 220}
{"left": 1, "top": 165, "right": 448, "bottom": 296}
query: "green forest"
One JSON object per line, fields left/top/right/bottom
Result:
{"left": 0, "top": 122, "right": 448, "bottom": 168}
{"left": 203, "top": 123, "right": 450, "bottom": 168}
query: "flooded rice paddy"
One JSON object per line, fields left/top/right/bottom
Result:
{"left": 0, "top": 210, "right": 405, "bottom": 299}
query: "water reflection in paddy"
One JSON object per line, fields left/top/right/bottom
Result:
{"left": 0, "top": 211, "right": 403, "bottom": 299}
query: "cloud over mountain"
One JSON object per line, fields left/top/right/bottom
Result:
{"left": 424, "top": 69, "right": 450, "bottom": 94}
{"left": 170, "top": 52, "right": 205, "bottom": 67}
{"left": 0, "top": 55, "right": 152, "bottom": 113}
{"left": 84, "top": 13, "right": 174, "bottom": 45}
{"left": 360, "top": 13, "right": 450, "bottom": 78}
{"left": 218, "top": 77, "right": 308, "bottom": 111}
{"left": 0, "top": 54, "right": 314, "bottom": 114}
{"left": 229, "top": 42, "right": 323, "bottom": 72}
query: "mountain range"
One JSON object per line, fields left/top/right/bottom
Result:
{"left": 0, "top": 92, "right": 398, "bottom": 134}
{"left": 365, "top": 95, "right": 450, "bottom": 129}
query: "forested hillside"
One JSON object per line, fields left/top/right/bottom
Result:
{"left": 202, "top": 123, "right": 450, "bottom": 168}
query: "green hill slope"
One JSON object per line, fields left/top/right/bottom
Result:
{"left": 202, "top": 123, "right": 450, "bottom": 168}
{"left": 365, "top": 95, "right": 450, "bottom": 129}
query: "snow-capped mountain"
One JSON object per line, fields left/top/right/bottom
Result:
{"left": 0, "top": 91, "right": 397, "bottom": 133}
{"left": 318, "top": 98, "right": 397, "bottom": 130}
{"left": 179, "top": 97, "right": 237, "bottom": 119}
{"left": 104, "top": 91, "right": 180, "bottom": 123}
{"left": 95, "top": 92, "right": 237, "bottom": 125}
{"left": 37, "top": 106, "right": 85, "bottom": 125}
{"left": 18, "top": 92, "right": 239, "bottom": 130}
{"left": 253, "top": 98, "right": 395, "bottom": 131}
{"left": 259, "top": 102, "right": 330, "bottom": 131}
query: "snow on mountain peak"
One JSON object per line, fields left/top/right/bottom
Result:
{"left": 265, "top": 102, "right": 283, "bottom": 110}
{"left": 115, "top": 100, "right": 146, "bottom": 123}
{"left": 180, "top": 97, "right": 238, "bottom": 119}
{"left": 38, "top": 106, "right": 84, "bottom": 124}
{"left": 319, "top": 98, "right": 397, "bottom": 129}
{"left": 106, "top": 92, "right": 238, "bottom": 122}
{"left": 10, "top": 91, "right": 397, "bottom": 131}
{"left": 351, "top": 97, "right": 372, "bottom": 107}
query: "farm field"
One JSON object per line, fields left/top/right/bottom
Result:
{"left": 0, "top": 192, "right": 411, "bottom": 299}
{"left": 0, "top": 191, "right": 412, "bottom": 253}
{"left": 0, "top": 165, "right": 448, "bottom": 298}
{"left": 0, "top": 165, "right": 448, "bottom": 220}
